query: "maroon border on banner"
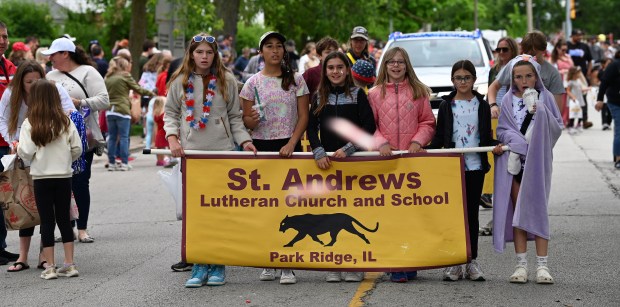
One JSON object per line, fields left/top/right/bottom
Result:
{"left": 181, "top": 157, "right": 187, "bottom": 263}
{"left": 182, "top": 152, "right": 469, "bottom": 270}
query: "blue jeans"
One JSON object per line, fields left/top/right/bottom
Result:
{"left": 0, "top": 146, "right": 9, "bottom": 250}
{"left": 607, "top": 103, "right": 620, "bottom": 158}
{"left": 145, "top": 115, "right": 154, "bottom": 150}
{"left": 72, "top": 150, "right": 94, "bottom": 230}
{"left": 106, "top": 115, "right": 131, "bottom": 164}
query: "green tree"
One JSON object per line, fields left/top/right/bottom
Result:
{"left": 0, "top": 0, "right": 58, "bottom": 38}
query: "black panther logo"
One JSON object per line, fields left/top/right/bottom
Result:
{"left": 279, "top": 213, "right": 379, "bottom": 247}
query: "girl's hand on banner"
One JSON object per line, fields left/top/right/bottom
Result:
{"left": 332, "top": 149, "right": 346, "bottom": 158}
{"left": 242, "top": 142, "right": 257, "bottom": 155}
{"left": 379, "top": 144, "right": 392, "bottom": 156}
{"left": 169, "top": 137, "right": 185, "bottom": 157}
{"left": 492, "top": 144, "right": 505, "bottom": 156}
{"left": 316, "top": 157, "right": 331, "bottom": 170}
{"left": 279, "top": 142, "right": 295, "bottom": 158}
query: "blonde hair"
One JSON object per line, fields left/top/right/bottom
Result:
{"left": 106, "top": 56, "right": 130, "bottom": 78}
{"left": 374, "top": 47, "right": 430, "bottom": 99}
{"left": 152, "top": 96, "right": 166, "bottom": 116}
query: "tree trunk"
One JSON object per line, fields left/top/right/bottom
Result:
{"left": 129, "top": 0, "right": 148, "bottom": 80}
{"left": 214, "top": 0, "right": 241, "bottom": 50}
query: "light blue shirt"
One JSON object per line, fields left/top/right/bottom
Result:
{"left": 451, "top": 97, "right": 482, "bottom": 171}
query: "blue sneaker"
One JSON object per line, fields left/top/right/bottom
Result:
{"left": 185, "top": 264, "right": 210, "bottom": 288}
{"left": 390, "top": 271, "right": 408, "bottom": 283}
{"left": 207, "top": 265, "right": 226, "bottom": 286}
{"left": 406, "top": 271, "right": 418, "bottom": 280}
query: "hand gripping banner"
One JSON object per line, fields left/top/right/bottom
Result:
{"left": 182, "top": 153, "right": 470, "bottom": 272}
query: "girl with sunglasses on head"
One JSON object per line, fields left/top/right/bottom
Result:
{"left": 427, "top": 60, "right": 501, "bottom": 282}
{"left": 368, "top": 46, "right": 435, "bottom": 283}
{"left": 164, "top": 33, "right": 257, "bottom": 288}
{"left": 240, "top": 31, "right": 309, "bottom": 285}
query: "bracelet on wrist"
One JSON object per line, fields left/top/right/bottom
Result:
{"left": 490, "top": 103, "right": 498, "bottom": 108}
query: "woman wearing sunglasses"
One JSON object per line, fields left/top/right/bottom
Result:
{"left": 164, "top": 33, "right": 257, "bottom": 288}
{"left": 550, "top": 39, "right": 574, "bottom": 125}
{"left": 488, "top": 37, "right": 519, "bottom": 119}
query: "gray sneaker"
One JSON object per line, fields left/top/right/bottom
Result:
{"left": 325, "top": 272, "right": 342, "bottom": 282}
{"left": 279, "top": 269, "right": 296, "bottom": 284}
{"left": 40, "top": 266, "right": 58, "bottom": 280}
{"left": 465, "top": 259, "right": 485, "bottom": 281}
{"left": 57, "top": 264, "right": 79, "bottom": 277}
{"left": 343, "top": 272, "right": 364, "bottom": 282}
{"left": 442, "top": 265, "right": 463, "bottom": 281}
{"left": 259, "top": 268, "right": 276, "bottom": 281}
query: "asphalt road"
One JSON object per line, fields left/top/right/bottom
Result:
{"left": 2, "top": 105, "right": 619, "bottom": 306}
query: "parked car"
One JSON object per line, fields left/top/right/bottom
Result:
{"left": 378, "top": 30, "right": 494, "bottom": 110}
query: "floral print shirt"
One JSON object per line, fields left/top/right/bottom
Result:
{"left": 451, "top": 97, "right": 482, "bottom": 171}
{"left": 240, "top": 72, "right": 309, "bottom": 140}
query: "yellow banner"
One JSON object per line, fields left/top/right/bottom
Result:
{"left": 183, "top": 154, "right": 470, "bottom": 271}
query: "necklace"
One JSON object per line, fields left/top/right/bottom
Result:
{"left": 185, "top": 73, "right": 216, "bottom": 130}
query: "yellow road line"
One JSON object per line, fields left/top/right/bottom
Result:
{"left": 349, "top": 272, "right": 382, "bottom": 307}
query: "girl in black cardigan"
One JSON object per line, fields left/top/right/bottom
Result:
{"left": 427, "top": 60, "right": 501, "bottom": 282}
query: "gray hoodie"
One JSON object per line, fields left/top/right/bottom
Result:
{"left": 164, "top": 72, "right": 251, "bottom": 150}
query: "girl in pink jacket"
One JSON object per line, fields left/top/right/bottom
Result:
{"left": 368, "top": 47, "right": 436, "bottom": 157}
{"left": 367, "top": 47, "right": 436, "bottom": 282}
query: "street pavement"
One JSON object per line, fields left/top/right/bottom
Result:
{"left": 1, "top": 104, "right": 619, "bottom": 306}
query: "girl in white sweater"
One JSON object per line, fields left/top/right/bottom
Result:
{"left": 17, "top": 79, "right": 83, "bottom": 280}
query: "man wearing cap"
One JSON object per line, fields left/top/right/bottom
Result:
{"left": 346, "top": 26, "right": 376, "bottom": 69}
{"left": 0, "top": 20, "right": 20, "bottom": 266}
{"left": 567, "top": 29, "right": 594, "bottom": 128}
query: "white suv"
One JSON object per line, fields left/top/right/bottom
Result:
{"left": 378, "top": 30, "right": 493, "bottom": 109}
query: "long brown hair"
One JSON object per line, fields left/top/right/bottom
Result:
{"left": 105, "top": 56, "right": 130, "bottom": 78}
{"left": 374, "top": 47, "right": 430, "bottom": 99}
{"left": 551, "top": 39, "right": 566, "bottom": 63}
{"left": 27, "top": 79, "right": 70, "bottom": 147}
{"left": 168, "top": 33, "right": 229, "bottom": 102}
{"left": 8, "top": 60, "right": 45, "bottom": 137}
{"left": 314, "top": 52, "right": 354, "bottom": 115}
{"left": 143, "top": 53, "right": 164, "bottom": 73}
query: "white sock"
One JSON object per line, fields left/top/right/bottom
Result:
{"left": 536, "top": 255, "right": 548, "bottom": 268}
{"left": 516, "top": 253, "right": 527, "bottom": 267}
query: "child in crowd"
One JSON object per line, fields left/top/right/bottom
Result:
{"left": 0, "top": 61, "right": 84, "bottom": 273}
{"left": 427, "top": 60, "right": 501, "bottom": 282}
{"left": 367, "top": 46, "right": 435, "bottom": 282}
{"left": 306, "top": 52, "right": 375, "bottom": 282}
{"left": 164, "top": 33, "right": 256, "bottom": 287}
{"left": 351, "top": 59, "right": 376, "bottom": 94}
{"left": 105, "top": 56, "right": 154, "bottom": 171}
{"left": 152, "top": 96, "right": 174, "bottom": 167}
{"left": 240, "top": 31, "right": 309, "bottom": 284}
{"left": 17, "top": 79, "right": 83, "bottom": 280}
{"left": 492, "top": 55, "right": 563, "bottom": 284}
{"left": 566, "top": 66, "right": 588, "bottom": 134}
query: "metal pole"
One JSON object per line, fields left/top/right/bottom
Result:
{"left": 565, "top": 0, "right": 572, "bottom": 39}
{"left": 526, "top": 0, "right": 533, "bottom": 32}
{"left": 474, "top": 0, "right": 479, "bottom": 29}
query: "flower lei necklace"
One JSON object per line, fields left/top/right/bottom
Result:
{"left": 185, "top": 73, "right": 216, "bottom": 130}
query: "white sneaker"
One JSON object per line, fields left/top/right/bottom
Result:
{"left": 57, "top": 264, "right": 79, "bottom": 277}
{"left": 568, "top": 127, "right": 576, "bottom": 135}
{"left": 509, "top": 265, "right": 528, "bottom": 283}
{"left": 117, "top": 163, "right": 132, "bottom": 171}
{"left": 325, "top": 272, "right": 342, "bottom": 282}
{"left": 41, "top": 266, "right": 58, "bottom": 280}
{"left": 442, "top": 265, "right": 463, "bottom": 281}
{"left": 465, "top": 259, "right": 485, "bottom": 281}
{"left": 259, "top": 268, "right": 276, "bottom": 281}
{"left": 343, "top": 272, "right": 364, "bottom": 282}
{"left": 536, "top": 266, "right": 554, "bottom": 284}
{"left": 577, "top": 125, "right": 584, "bottom": 133}
{"left": 279, "top": 269, "right": 296, "bottom": 284}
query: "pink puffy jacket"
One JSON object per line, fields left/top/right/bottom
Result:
{"left": 368, "top": 82, "right": 436, "bottom": 150}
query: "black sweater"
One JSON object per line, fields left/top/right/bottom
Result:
{"left": 427, "top": 90, "right": 498, "bottom": 173}
{"left": 307, "top": 86, "right": 376, "bottom": 154}
{"left": 597, "top": 59, "right": 620, "bottom": 105}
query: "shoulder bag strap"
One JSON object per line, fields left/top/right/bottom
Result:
{"left": 62, "top": 71, "right": 89, "bottom": 98}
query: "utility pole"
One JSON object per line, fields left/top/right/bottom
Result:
{"left": 474, "top": 0, "right": 478, "bottom": 29}
{"left": 565, "top": 0, "right": 572, "bottom": 39}
{"left": 526, "top": 0, "right": 533, "bottom": 32}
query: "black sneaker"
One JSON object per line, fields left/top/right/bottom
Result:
{"left": 0, "top": 250, "right": 19, "bottom": 262}
{"left": 480, "top": 194, "right": 493, "bottom": 209}
{"left": 171, "top": 261, "right": 193, "bottom": 272}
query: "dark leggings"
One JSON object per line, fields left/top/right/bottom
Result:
{"left": 602, "top": 103, "right": 613, "bottom": 125}
{"left": 252, "top": 138, "right": 302, "bottom": 152}
{"left": 465, "top": 170, "right": 485, "bottom": 260}
{"left": 35, "top": 178, "right": 74, "bottom": 248}
{"left": 72, "top": 150, "right": 94, "bottom": 230}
